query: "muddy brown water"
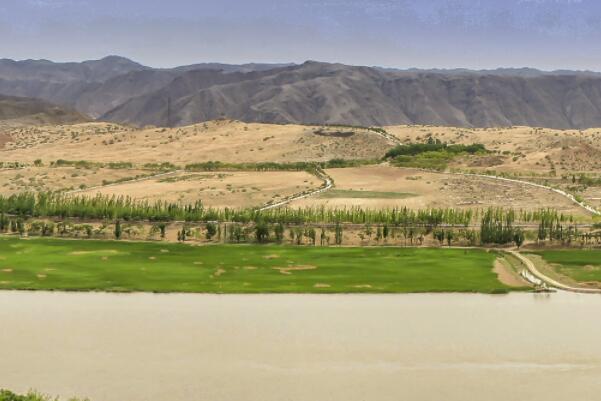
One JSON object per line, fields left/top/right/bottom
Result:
{"left": 1, "top": 291, "right": 601, "bottom": 401}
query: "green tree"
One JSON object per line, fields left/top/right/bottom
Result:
{"left": 274, "top": 223, "right": 285, "bottom": 243}
{"left": 255, "top": 222, "right": 269, "bottom": 243}
{"left": 114, "top": 220, "right": 122, "bottom": 240}
{"left": 206, "top": 222, "right": 217, "bottom": 240}
{"left": 0, "top": 212, "right": 8, "bottom": 232}
{"left": 335, "top": 222, "right": 343, "bottom": 245}
{"left": 307, "top": 227, "right": 316, "bottom": 245}
{"left": 513, "top": 229, "right": 525, "bottom": 249}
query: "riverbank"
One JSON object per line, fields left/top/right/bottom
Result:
{"left": 0, "top": 237, "right": 522, "bottom": 293}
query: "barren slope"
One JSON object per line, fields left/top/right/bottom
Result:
{"left": 0, "top": 120, "right": 394, "bottom": 164}
{"left": 0, "top": 94, "right": 89, "bottom": 125}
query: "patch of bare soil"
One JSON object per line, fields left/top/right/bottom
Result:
{"left": 493, "top": 259, "right": 530, "bottom": 288}
{"left": 273, "top": 265, "right": 318, "bottom": 275}
{"left": 212, "top": 268, "right": 226, "bottom": 278}
{"left": 0, "top": 133, "right": 11, "bottom": 149}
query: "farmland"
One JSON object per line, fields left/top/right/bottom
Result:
{"left": 526, "top": 249, "right": 601, "bottom": 288}
{"left": 0, "top": 237, "right": 523, "bottom": 293}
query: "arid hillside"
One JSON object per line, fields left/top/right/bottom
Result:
{"left": 0, "top": 94, "right": 89, "bottom": 126}
{"left": 0, "top": 120, "right": 394, "bottom": 164}
{"left": 0, "top": 119, "right": 599, "bottom": 218}
{"left": 387, "top": 125, "right": 601, "bottom": 176}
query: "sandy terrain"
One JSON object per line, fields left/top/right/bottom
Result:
{"left": 77, "top": 170, "right": 322, "bottom": 208}
{"left": 0, "top": 167, "right": 149, "bottom": 194}
{"left": 290, "top": 165, "right": 589, "bottom": 217}
{"left": 0, "top": 120, "right": 394, "bottom": 165}
{"left": 582, "top": 187, "right": 601, "bottom": 210}
{"left": 0, "top": 120, "right": 599, "bottom": 218}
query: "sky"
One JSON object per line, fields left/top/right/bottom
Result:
{"left": 1, "top": 0, "right": 601, "bottom": 70}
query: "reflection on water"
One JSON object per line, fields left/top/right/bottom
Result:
{"left": 1, "top": 291, "right": 601, "bottom": 401}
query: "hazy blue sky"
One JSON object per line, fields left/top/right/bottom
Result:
{"left": 1, "top": 0, "right": 601, "bottom": 70}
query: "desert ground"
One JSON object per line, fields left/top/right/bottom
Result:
{"left": 0, "top": 120, "right": 599, "bottom": 219}
{"left": 0, "top": 166, "right": 150, "bottom": 194}
{"left": 0, "top": 120, "right": 393, "bottom": 165}
{"left": 76, "top": 170, "right": 322, "bottom": 209}
{"left": 289, "top": 165, "right": 590, "bottom": 218}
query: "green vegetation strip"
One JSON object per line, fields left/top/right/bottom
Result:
{"left": 0, "top": 390, "right": 85, "bottom": 401}
{"left": 0, "top": 237, "right": 512, "bottom": 293}
{"left": 530, "top": 249, "right": 601, "bottom": 283}
{"left": 318, "top": 190, "right": 417, "bottom": 199}
{"left": 385, "top": 142, "right": 487, "bottom": 171}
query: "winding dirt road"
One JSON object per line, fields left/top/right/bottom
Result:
{"left": 258, "top": 170, "right": 333, "bottom": 211}
{"left": 508, "top": 250, "right": 601, "bottom": 294}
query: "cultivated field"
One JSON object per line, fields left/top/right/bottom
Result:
{"left": 0, "top": 237, "right": 523, "bottom": 293}
{"left": 77, "top": 170, "right": 322, "bottom": 209}
{"left": 526, "top": 249, "right": 601, "bottom": 289}
{"left": 290, "top": 165, "right": 590, "bottom": 217}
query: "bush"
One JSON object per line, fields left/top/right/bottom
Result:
{"left": 0, "top": 389, "right": 87, "bottom": 401}
{"left": 384, "top": 142, "right": 487, "bottom": 159}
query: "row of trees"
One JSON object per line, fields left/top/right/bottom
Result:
{"left": 3, "top": 213, "right": 597, "bottom": 249}
{"left": 0, "top": 193, "right": 580, "bottom": 233}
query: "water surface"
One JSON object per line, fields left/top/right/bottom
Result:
{"left": 1, "top": 291, "right": 601, "bottom": 401}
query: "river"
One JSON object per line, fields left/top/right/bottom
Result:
{"left": 1, "top": 291, "right": 601, "bottom": 401}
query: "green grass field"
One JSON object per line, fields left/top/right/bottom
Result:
{"left": 0, "top": 237, "right": 513, "bottom": 293}
{"left": 318, "top": 189, "right": 416, "bottom": 199}
{"left": 531, "top": 249, "right": 601, "bottom": 283}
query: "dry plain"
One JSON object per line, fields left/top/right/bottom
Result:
{"left": 0, "top": 167, "right": 150, "bottom": 194}
{"left": 387, "top": 125, "right": 601, "bottom": 176}
{"left": 0, "top": 120, "right": 393, "bottom": 165}
{"left": 289, "top": 165, "right": 590, "bottom": 218}
{"left": 76, "top": 170, "right": 322, "bottom": 209}
{"left": 0, "top": 120, "right": 600, "bottom": 218}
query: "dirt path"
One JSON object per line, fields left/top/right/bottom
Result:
{"left": 258, "top": 170, "right": 333, "bottom": 211}
{"left": 507, "top": 250, "right": 601, "bottom": 294}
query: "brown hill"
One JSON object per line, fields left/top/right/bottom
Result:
{"left": 0, "top": 94, "right": 89, "bottom": 125}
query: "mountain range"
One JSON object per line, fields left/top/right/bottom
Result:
{"left": 2, "top": 56, "right": 601, "bottom": 129}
